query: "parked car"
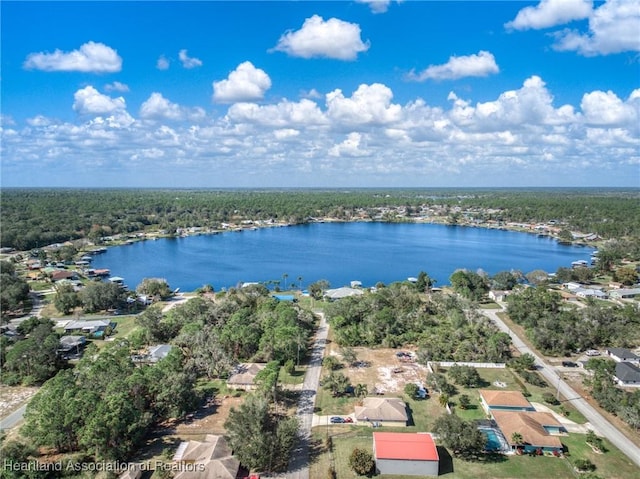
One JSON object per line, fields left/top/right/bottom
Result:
{"left": 344, "top": 417, "right": 353, "bottom": 423}
{"left": 562, "top": 361, "right": 577, "bottom": 367}
{"left": 586, "top": 350, "right": 601, "bottom": 356}
{"left": 330, "top": 416, "right": 345, "bottom": 423}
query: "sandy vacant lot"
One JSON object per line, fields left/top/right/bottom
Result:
{"left": 328, "top": 346, "right": 429, "bottom": 394}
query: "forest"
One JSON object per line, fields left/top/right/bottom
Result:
{"left": 1, "top": 187, "right": 639, "bottom": 251}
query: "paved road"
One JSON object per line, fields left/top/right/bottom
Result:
{"left": 272, "top": 310, "right": 329, "bottom": 479}
{"left": 0, "top": 404, "right": 27, "bottom": 431}
{"left": 481, "top": 308, "right": 640, "bottom": 468}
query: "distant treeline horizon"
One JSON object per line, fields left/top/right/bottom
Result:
{"left": 2, "top": 187, "right": 639, "bottom": 251}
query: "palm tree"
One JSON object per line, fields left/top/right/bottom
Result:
{"left": 511, "top": 432, "right": 524, "bottom": 450}
{"left": 354, "top": 383, "right": 368, "bottom": 398}
{"left": 297, "top": 276, "right": 303, "bottom": 290}
{"left": 438, "top": 393, "right": 450, "bottom": 408}
{"left": 283, "top": 273, "right": 289, "bottom": 291}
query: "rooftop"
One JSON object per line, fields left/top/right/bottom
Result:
{"left": 355, "top": 397, "right": 408, "bottom": 422}
{"left": 492, "top": 411, "right": 563, "bottom": 449}
{"left": 374, "top": 432, "right": 439, "bottom": 461}
{"left": 479, "top": 389, "right": 533, "bottom": 408}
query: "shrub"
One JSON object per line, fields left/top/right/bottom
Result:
{"left": 284, "top": 359, "right": 295, "bottom": 375}
{"left": 574, "top": 458, "right": 596, "bottom": 472}
{"left": 542, "top": 392, "right": 560, "bottom": 405}
{"left": 404, "top": 383, "right": 419, "bottom": 398}
{"left": 349, "top": 448, "right": 375, "bottom": 476}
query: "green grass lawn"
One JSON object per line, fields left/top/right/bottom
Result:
{"left": 278, "top": 365, "right": 306, "bottom": 385}
{"left": 311, "top": 429, "right": 640, "bottom": 479}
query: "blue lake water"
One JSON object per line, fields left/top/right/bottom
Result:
{"left": 89, "top": 222, "right": 595, "bottom": 292}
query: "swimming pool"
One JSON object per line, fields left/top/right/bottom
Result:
{"left": 479, "top": 427, "right": 509, "bottom": 452}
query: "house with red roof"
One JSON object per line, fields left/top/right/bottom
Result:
{"left": 373, "top": 432, "right": 439, "bottom": 476}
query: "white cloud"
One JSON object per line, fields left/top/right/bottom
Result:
{"left": 552, "top": 0, "right": 640, "bottom": 56}
{"left": 140, "top": 93, "right": 184, "bottom": 120}
{"left": 105, "top": 81, "right": 129, "bottom": 92}
{"left": 179, "top": 49, "right": 202, "bottom": 68}
{"left": 157, "top": 55, "right": 170, "bottom": 70}
{"left": 356, "top": 0, "right": 392, "bottom": 14}
{"left": 73, "top": 86, "right": 126, "bottom": 115}
{"left": 272, "top": 15, "right": 370, "bottom": 60}
{"left": 505, "top": 0, "right": 592, "bottom": 30}
{"left": 24, "top": 41, "right": 122, "bottom": 73}
{"left": 139, "top": 93, "right": 207, "bottom": 122}
{"left": 3, "top": 76, "right": 639, "bottom": 187}
{"left": 329, "top": 132, "right": 370, "bottom": 157}
{"left": 580, "top": 90, "right": 638, "bottom": 125}
{"left": 212, "top": 61, "right": 272, "bottom": 103}
{"left": 326, "top": 83, "right": 402, "bottom": 126}
{"left": 409, "top": 51, "right": 499, "bottom": 81}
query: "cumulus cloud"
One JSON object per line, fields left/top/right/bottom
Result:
{"left": 156, "top": 55, "right": 170, "bottom": 70}
{"left": 580, "top": 89, "right": 638, "bottom": 125}
{"left": 272, "top": 15, "right": 370, "bottom": 60}
{"left": 3, "top": 75, "right": 639, "bottom": 187}
{"left": 139, "top": 93, "right": 207, "bottom": 122}
{"left": 179, "top": 49, "right": 202, "bottom": 68}
{"left": 505, "top": 0, "right": 592, "bottom": 30}
{"left": 212, "top": 61, "right": 272, "bottom": 103}
{"left": 326, "top": 83, "right": 402, "bottom": 125}
{"left": 356, "top": 0, "right": 392, "bottom": 14}
{"left": 409, "top": 51, "right": 499, "bottom": 81}
{"left": 328, "top": 132, "right": 371, "bottom": 157}
{"left": 73, "top": 86, "right": 126, "bottom": 115}
{"left": 104, "top": 81, "right": 129, "bottom": 92}
{"left": 552, "top": 0, "right": 640, "bottom": 56}
{"left": 24, "top": 41, "right": 122, "bottom": 73}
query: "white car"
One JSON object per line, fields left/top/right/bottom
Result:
{"left": 586, "top": 350, "right": 601, "bottom": 356}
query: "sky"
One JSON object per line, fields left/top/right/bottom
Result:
{"left": 1, "top": 0, "right": 639, "bottom": 188}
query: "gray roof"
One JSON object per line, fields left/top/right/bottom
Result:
{"left": 148, "top": 344, "right": 172, "bottom": 362}
{"left": 615, "top": 362, "right": 640, "bottom": 383}
{"left": 324, "top": 287, "right": 364, "bottom": 300}
{"left": 607, "top": 348, "right": 639, "bottom": 360}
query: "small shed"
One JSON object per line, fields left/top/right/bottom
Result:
{"left": 373, "top": 432, "right": 439, "bottom": 476}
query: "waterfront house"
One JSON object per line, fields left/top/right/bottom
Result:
{"left": 373, "top": 432, "right": 439, "bottom": 476}
{"left": 479, "top": 390, "right": 536, "bottom": 416}
{"left": 491, "top": 410, "right": 564, "bottom": 454}
{"left": 609, "top": 288, "right": 640, "bottom": 299}
{"left": 227, "top": 363, "right": 266, "bottom": 390}
{"left": 354, "top": 397, "right": 408, "bottom": 427}
{"left": 172, "top": 434, "right": 240, "bottom": 479}
{"left": 58, "top": 335, "right": 86, "bottom": 356}
{"left": 324, "top": 287, "right": 364, "bottom": 300}
{"left": 613, "top": 362, "right": 640, "bottom": 388}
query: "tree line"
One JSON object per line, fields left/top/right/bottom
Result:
{"left": 2, "top": 188, "right": 638, "bottom": 250}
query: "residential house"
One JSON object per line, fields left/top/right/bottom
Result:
{"left": 606, "top": 348, "right": 640, "bottom": 364}
{"left": 51, "top": 270, "right": 76, "bottom": 282}
{"left": 58, "top": 335, "right": 86, "bottom": 356}
{"left": 479, "top": 390, "right": 536, "bottom": 416}
{"left": 354, "top": 397, "right": 408, "bottom": 427}
{"left": 488, "top": 290, "right": 510, "bottom": 302}
{"left": 172, "top": 434, "right": 240, "bottom": 479}
{"left": 63, "top": 319, "right": 115, "bottom": 338}
{"left": 574, "top": 288, "right": 607, "bottom": 299}
{"left": 491, "top": 410, "right": 565, "bottom": 454}
{"left": 148, "top": 344, "right": 172, "bottom": 363}
{"left": 613, "top": 362, "right": 640, "bottom": 388}
{"left": 609, "top": 288, "right": 640, "bottom": 299}
{"left": 324, "top": 287, "right": 364, "bottom": 300}
{"left": 373, "top": 432, "right": 439, "bottom": 477}
{"left": 227, "top": 363, "right": 266, "bottom": 390}
{"left": 118, "top": 464, "right": 143, "bottom": 479}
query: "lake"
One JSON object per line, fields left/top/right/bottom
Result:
{"left": 89, "top": 222, "right": 595, "bottom": 292}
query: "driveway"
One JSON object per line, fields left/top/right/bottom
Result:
{"left": 481, "top": 308, "right": 640, "bottom": 467}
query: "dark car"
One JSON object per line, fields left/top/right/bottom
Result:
{"left": 562, "top": 361, "right": 577, "bottom": 367}
{"left": 330, "top": 416, "right": 345, "bottom": 423}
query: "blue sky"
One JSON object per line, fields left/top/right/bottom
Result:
{"left": 1, "top": 0, "right": 639, "bottom": 188}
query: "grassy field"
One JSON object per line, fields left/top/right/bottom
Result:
{"left": 310, "top": 428, "right": 640, "bottom": 479}
{"left": 279, "top": 365, "right": 306, "bottom": 385}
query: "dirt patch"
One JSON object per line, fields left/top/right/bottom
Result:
{"left": 0, "top": 386, "right": 39, "bottom": 417}
{"left": 331, "top": 347, "right": 428, "bottom": 394}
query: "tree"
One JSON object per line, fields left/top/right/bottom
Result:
{"left": 510, "top": 353, "right": 537, "bottom": 372}
{"left": 354, "top": 383, "right": 368, "bottom": 398}
{"left": 224, "top": 394, "right": 298, "bottom": 472}
{"left": 449, "top": 269, "right": 489, "bottom": 301}
{"left": 511, "top": 432, "right": 523, "bottom": 448}
{"left": 614, "top": 266, "right": 639, "bottom": 285}
{"left": 404, "top": 383, "right": 419, "bottom": 398}
{"left": 433, "top": 413, "right": 486, "bottom": 459}
{"left": 491, "top": 270, "right": 519, "bottom": 290}
{"left": 323, "top": 355, "right": 341, "bottom": 371}
{"left": 449, "top": 365, "right": 482, "bottom": 388}
{"left": 80, "top": 281, "right": 125, "bottom": 313}
{"left": 458, "top": 394, "right": 471, "bottom": 410}
{"left": 525, "top": 269, "right": 549, "bottom": 286}
{"left": 136, "top": 277, "right": 173, "bottom": 300}
{"left": 340, "top": 346, "right": 358, "bottom": 366}
{"left": 416, "top": 271, "right": 435, "bottom": 293}
{"left": 348, "top": 448, "right": 375, "bottom": 476}
{"left": 54, "top": 283, "right": 80, "bottom": 314}
{"left": 309, "top": 279, "right": 330, "bottom": 300}
{"left": 322, "top": 371, "right": 350, "bottom": 397}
